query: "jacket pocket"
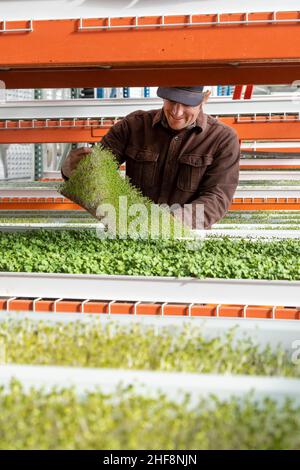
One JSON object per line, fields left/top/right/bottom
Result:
{"left": 177, "top": 154, "right": 213, "bottom": 192}
{"left": 125, "top": 146, "right": 159, "bottom": 188}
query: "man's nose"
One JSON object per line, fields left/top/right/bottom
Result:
{"left": 172, "top": 103, "right": 184, "bottom": 116}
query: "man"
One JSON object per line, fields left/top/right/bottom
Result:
{"left": 62, "top": 86, "right": 240, "bottom": 229}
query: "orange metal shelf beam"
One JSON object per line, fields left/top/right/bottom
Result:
{"left": 222, "top": 116, "right": 300, "bottom": 140}
{"left": 240, "top": 164, "right": 300, "bottom": 169}
{"left": 0, "top": 198, "right": 83, "bottom": 211}
{"left": 0, "top": 197, "right": 299, "bottom": 211}
{"left": 241, "top": 148, "right": 300, "bottom": 153}
{"left": 3, "top": 65, "right": 300, "bottom": 89}
{"left": 1, "top": 12, "right": 300, "bottom": 87}
{"left": 0, "top": 119, "right": 109, "bottom": 143}
{"left": 0, "top": 298, "right": 299, "bottom": 320}
{"left": 231, "top": 198, "right": 300, "bottom": 210}
{"left": 1, "top": 116, "right": 300, "bottom": 143}
{"left": 39, "top": 178, "right": 63, "bottom": 182}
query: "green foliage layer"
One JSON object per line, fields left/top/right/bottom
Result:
{"left": 1, "top": 382, "right": 300, "bottom": 450}
{"left": 0, "top": 320, "right": 296, "bottom": 377}
{"left": 0, "top": 230, "right": 299, "bottom": 279}
{"left": 60, "top": 145, "right": 189, "bottom": 238}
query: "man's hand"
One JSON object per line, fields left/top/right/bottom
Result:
{"left": 61, "top": 147, "right": 92, "bottom": 179}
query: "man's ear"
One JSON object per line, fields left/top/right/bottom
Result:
{"left": 202, "top": 90, "right": 211, "bottom": 105}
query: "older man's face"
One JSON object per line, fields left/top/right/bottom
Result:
{"left": 162, "top": 99, "right": 202, "bottom": 131}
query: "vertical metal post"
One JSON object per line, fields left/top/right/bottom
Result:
{"left": 233, "top": 85, "right": 244, "bottom": 100}
{"left": 34, "top": 89, "right": 43, "bottom": 180}
{"left": 70, "top": 89, "right": 80, "bottom": 152}
{"left": 34, "top": 89, "right": 42, "bottom": 100}
{"left": 244, "top": 84, "right": 254, "bottom": 100}
{"left": 71, "top": 88, "right": 81, "bottom": 99}
{"left": 0, "top": 144, "right": 9, "bottom": 179}
{"left": 123, "top": 87, "right": 130, "bottom": 98}
{"left": 34, "top": 143, "right": 43, "bottom": 180}
{"left": 96, "top": 88, "right": 105, "bottom": 98}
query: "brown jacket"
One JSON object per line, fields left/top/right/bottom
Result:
{"left": 101, "top": 108, "right": 240, "bottom": 229}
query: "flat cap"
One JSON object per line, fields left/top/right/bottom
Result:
{"left": 157, "top": 86, "right": 204, "bottom": 106}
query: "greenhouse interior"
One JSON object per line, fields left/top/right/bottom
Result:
{"left": 0, "top": 0, "right": 300, "bottom": 454}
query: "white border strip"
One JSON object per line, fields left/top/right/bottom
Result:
{"left": 235, "top": 187, "right": 300, "bottom": 197}
{"left": 0, "top": 223, "right": 101, "bottom": 232}
{"left": 0, "top": 224, "right": 299, "bottom": 239}
{"left": 1, "top": 1, "right": 300, "bottom": 22}
{"left": 1, "top": 186, "right": 300, "bottom": 199}
{"left": 1, "top": 364, "right": 300, "bottom": 404}
{"left": 0, "top": 272, "right": 299, "bottom": 306}
{"left": 207, "top": 229, "right": 300, "bottom": 239}
{"left": 0, "top": 188, "right": 63, "bottom": 198}
{"left": 239, "top": 171, "right": 300, "bottom": 181}
{"left": 240, "top": 159, "right": 300, "bottom": 167}
{"left": 1, "top": 95, "right": 300, "bottom": 119}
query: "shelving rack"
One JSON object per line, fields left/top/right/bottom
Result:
{"left": 0, "top": 1, "right": 300, "bottom": 433}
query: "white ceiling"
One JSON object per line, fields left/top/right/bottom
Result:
{"left": 0, "top": 0, "right": 299, "bottom": 21}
